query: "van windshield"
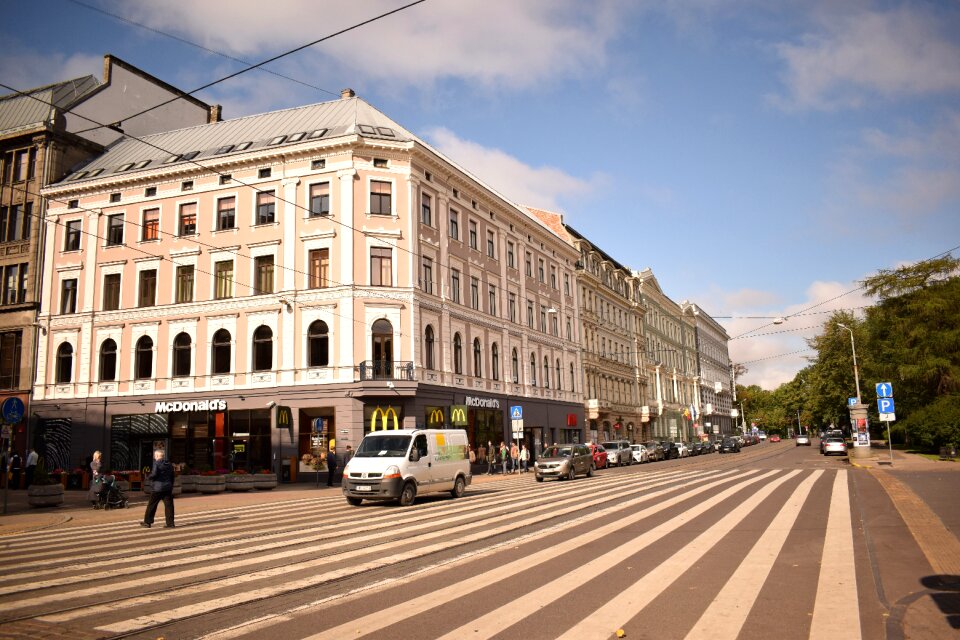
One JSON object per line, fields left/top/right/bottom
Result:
{"left": 543, "top": 446, "right": 572, "bottom": 458}
{"left": 355, "top": 434, "right": 411, "bottom": 458}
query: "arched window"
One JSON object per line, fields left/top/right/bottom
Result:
{"left": 530, "top": 352, "right": 537, "bottom": 386}
{"left": 211, "top": 329, "right": 231, "bottom": 375}
{"left": 372, "top": 318, "right": 393, "bottom": 378}
{"left": 252, "top": 325, "right": 273, "bottom": 371}
{"left": 453, "top": 333, "right": 462, "bottom": 375}
{"left": 556, "top": 358, "right": 562, "bottom": 389}
{"left": 172, "top": 333, "right": 192, "bottom": 377}
{"left": 99, "top": 339, "right": 117, "bottom": 382}
{"left": 135, "top": 336, "right": 153, "bottom": 379}
{"left": 491, "top": 343, "right": 499, "bottom": 381}
{"left": 543, "top": 356, "right": 550, "bottom": 389}
{"left": 570, "top": 362, "right": 576, "bottom": 392}
{"left": 473, "top": 338, "right": 482, "bottom": 377}
{"left": 308, "top": 320, "right": 329, "bottom": 367}
{"left": 424, "top": 325, "right": 435, "bottom": 370}
{"left": 56, "top": 342, "right": 73, "bottom": 383}
{"left": 511, "top": 348, "right": 519, "bottom": 383}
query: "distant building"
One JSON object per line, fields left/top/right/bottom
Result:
{"left": 680, "top": 301, "right": 733, "bottom": 437}
{"left": 0, "top": 55, "right": 217, "bottom": 459}
{"left": 35, "top": 90, "right": 584, "bottom": 474}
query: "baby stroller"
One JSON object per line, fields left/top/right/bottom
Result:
{"left": 92, "top": 475, "right": 129, "bottom": 509}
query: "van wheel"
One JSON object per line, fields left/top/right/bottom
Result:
{"left": 399, "top": 482, "right": 417, "bottom": 507}
{"left": 346, "top": 497, "right": 363, "bottom": 506}
{"left": 450, "top": 476, "right": 466, "bottom": 499}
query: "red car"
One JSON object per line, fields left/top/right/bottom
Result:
{"left": 769, "top": 435, "right": 781, "bottom": 443}
{"left": 587, "top": 444, "right": 608, "bottom": 469}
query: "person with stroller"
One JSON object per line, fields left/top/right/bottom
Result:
{"left": 88, "top": 450, "right": 102, "bottom": 506}
{"left": 141, "top": 449, "right": 175, "bottom": 529}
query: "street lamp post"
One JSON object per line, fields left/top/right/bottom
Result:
{"left": 837, "top": 323, "right": 861, "bottom": 404}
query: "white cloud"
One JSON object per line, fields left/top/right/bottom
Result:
{"left": 770, "top": 5, "right": 960, "bottom": 110}
{"left": 0, "top": 50, "right": 102, "bottom": 92}
{"left": 423, "top": 127, "right": 601, "bottom": 212}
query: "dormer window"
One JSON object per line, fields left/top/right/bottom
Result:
{"left": 116, "top": 163, "right": 134, "bottom": 173}
{"left": 268, "top": 135, "right": 286, "bottom": 146}
{"left": 235, "top": 141, "right": 252, "bottom": 151}
{"left": 180, "top": 151, "right": 199, "bottom": 160}
{"left": 309, "top": 129, "right": 327, "bottom": 139}
{"left": 134, "top": 160, "right": 151, "bottom": 169}
{"left": 163, "top": 155, "right": 180, "bottom": 164}
{"left": 358, "top": 125, "right": 376, "bottom": 135}
{"left": 287, "top": 132, "right": 305, "bottom": 142}
{"left": 216, "top": 145, "right": 234, "bottom": 154}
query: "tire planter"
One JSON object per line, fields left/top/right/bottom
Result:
{"left": 196, "top": 475, "right": 226, "bottom": 493}
{"left": 179, "top": 475, "right": 199, "bottom": 493}
{"left": 28, "top": 483, "right": 64, "bottom": 508}
{"left": 253, "top": 473, "right": 277, "bottom": 490}
{"left": 225, "top": 475, "right": 256, "bottom": 492}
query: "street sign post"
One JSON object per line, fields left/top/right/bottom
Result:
{"left": 876, "top": 382, "right": 893, "bottom": 398}
{"left": 877, "top": 398, "right": 895, "bottom": 414}
{"left": 876, "top": 382, "right": 895, "bottom": 464}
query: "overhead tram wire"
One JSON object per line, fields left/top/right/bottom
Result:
{"left": 70, "top": 0, "right": 428, "bottom": 136}
{"left": 65, "top": 0, "right": 340, "bottom": 98}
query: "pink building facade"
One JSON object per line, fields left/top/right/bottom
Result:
{"left": 35, "top": 91, "right": 584, "bottom": 476}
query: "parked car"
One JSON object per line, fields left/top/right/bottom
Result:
{"left": 768, "top": 435, "right": 781, "bottom": 443}
{"left": 758, "top": 431, "right": 767, "bottom": 441}
{"left": 719, "top": 437, "right": 741, "bottom": 453}
{"left": 796, "top": 434, "right": 811, "bottom": 446}
{"left": 661, "top": 441, "right": 679, "bottom": 460}
{"left": 688, "top": 442, "right": 701, "bottom": 456}
{"left": 700, "top": 441, "right": 714, "bottom": 454}
{"left": 601, "top": 440, "right": 634, "bottom": 467}
{"left": 587, "top": 443, "right": 608, "bottom": 470}
{"left": 535, "top": 444, "right": 594, "bottom": 481}
{"left": 822, "top": 437, "right": 848, "bottom": 456}
{"left": 630, "top": 444, "right": 650, "bottom": 464}
{"left": 675, "top": 442, "right": 690, "bottom": 458}
{"left": 643, "top": 441, "right": 665, "bottom": 462}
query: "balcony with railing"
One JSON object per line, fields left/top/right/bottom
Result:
{"left": 356, "top": 360, "right": 417, "bottom": 381}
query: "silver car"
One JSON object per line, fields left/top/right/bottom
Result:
{"left": 535, "top": 444, "right": 594, "bottom": 482}
{"left": 631, "top": 444, "right": 650, "bottom": 463}
{"left": 796, "top": 434, "right": 811, "bottom": 446}
{"left": 601, "top": 440, "right": 634, "bottom": 467}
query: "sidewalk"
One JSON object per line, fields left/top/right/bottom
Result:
{"left": 0, "top": 469, "right": 517, "bottom": 536}
{"left": 847, "top": 447, "right": 960, "bottom": 471}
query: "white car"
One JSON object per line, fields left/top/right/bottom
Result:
{"left": 796, "top": 434, "right": 811, "bottom": 446}
{"left": 631, "top": 444, "right": 649, "bottom": 463}
{"left": 822, "top": 437, "right": 848, "bottom": 456}
{"left": 675, "top": 442, "right": 689, "bottom": 458}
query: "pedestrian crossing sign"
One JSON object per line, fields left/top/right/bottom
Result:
{"left": 510, "top": 406, "right": 522, "bottom": 420}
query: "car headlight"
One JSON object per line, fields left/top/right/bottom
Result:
{"left": 384, "top": 465, "right": 401, "bottom": 479}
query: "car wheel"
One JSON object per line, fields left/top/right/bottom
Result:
{"left": 587, "top": 464, "right": 594, "bottom": 478}
{"left": 568, "top": 467, "right": 577, "bottom": 481}
{"left": 346, "top": 497, "right": 363, "bottom": 506}
{"left": 450, "top": 476, "right": 466, "bottom": 499}
{"left": 536, "top": 476, "right": 544, "bottom": 482}
{"left": 398, "top": 481, "right": 417, "bottom": 507}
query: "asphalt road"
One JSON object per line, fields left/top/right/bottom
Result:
{"left": 1, "top": 442, "right": 957, "bottom": 639}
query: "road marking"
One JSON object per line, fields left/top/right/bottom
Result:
{"left": 684, "top": 470, "right": 823, "bottom": 639}
{"left": 810, "top": 470, "right": 861, "bottom": 640}
{"left": 872, "top": 469, "right": 960, "bottom": 576}
{"left": 556, "top": 470, "right": 802, "bottom": 640}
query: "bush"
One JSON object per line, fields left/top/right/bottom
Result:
{"left": 899, "top": 394, "right": 960, "bottom": 451}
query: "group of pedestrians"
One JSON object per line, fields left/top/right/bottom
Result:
{"left": 0, "top": 448, "right": 38, "bottom": 489}
{"left": 476, "top": 440, "right": 529, "bottom": 475}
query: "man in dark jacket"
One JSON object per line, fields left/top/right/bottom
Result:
{"left": 325, "top": 447, "right": 338, "bottom": 487}
{"left": 141, "top": 449, "right": 175, "bottom": 528}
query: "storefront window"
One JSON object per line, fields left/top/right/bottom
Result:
{"left": 227, "top": 409, "right": 271, "bottom": 471}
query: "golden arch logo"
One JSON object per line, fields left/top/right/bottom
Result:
{"left": 276, "top": 406, "right": 292, "bottom": 428}
{"left": 370, "top": 406, "right": 400, "bottom": 431}
{"left": 450, "top": 404, "right": 468, "bottom": 427}
{"left": 428, "top": 408, "right": 445, "bottom": 426}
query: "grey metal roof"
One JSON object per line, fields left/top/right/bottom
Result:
{"left": 62, "top": 96, "right": 417, "bottom": 182}
{"left": 0, "top": 76, "right": 100, "bottom": 137}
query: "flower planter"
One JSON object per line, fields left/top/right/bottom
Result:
{"left": 180, "top": 475, "right": 199, "bottom": 493}
{"left": 225, "top": 474, "right": 256, "bottom": 492}
{"left": 196, "top": 475, "right": 226, "bottom": 493}
{"left": 253, "top": 473, "right": 277, "bottom": 490}
{"left": 28, "top": 483, "right": 64, "bottom": 508}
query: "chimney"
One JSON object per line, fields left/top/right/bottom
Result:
{"left": 340, "top": 88, "right": 356, "bottom": 99}
{"left": 208, "top": 104, "right": 222, "bottom": 123}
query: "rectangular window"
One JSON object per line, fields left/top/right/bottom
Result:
{"left": 507, "top": 241, "right": 515, "bottom": 268}
{"left": 509, "top": 293, "right": 517, "bottom": 323}
{"left": 141, "top": 208, "right": 159, "bottom": 241}
{"left": 1, "top": 264, "right": 25, "bottom": 305}
{"left": 309, "top": 248, "right": 330, "bottom": 288}
{"left": 422, "top": 257, "right": 433, "bottom": 294}
{"left": 551, "top": 314, "right": 559, "bottom": 336}
{"left": 468, "top": 220, "right": 478, "bottom": 249}
{"left": 138, "top": 269, "right": 157, "bottom": 307}
{"left": 470, "top": 277, "right": 479, "bottom": 310}
{"left": 309, "top": 182, "right": 330, "bottom": 216}
{"left": 175, "top": 265, "right": 194, "bottom": 303}
{"left": 451, "top": 269, "right": 461, "bottom": 304}
{"left": 0, "top": 330, "right": 22, "bottom": 389}
{"left": 12, "top": 150, "right": 28, "bottom": 182}
{"left": 60, "top": 279, "right": 78, "bottom": 314}
{"left": 0, "top": 203, "right": 30, "bottom": 242}
{"left": 564, "top": 273, "right": 570, "bottom": 295}
{"left": 64, "top": 220, "right": 82, "bottom": 251}
{"left": 527, "top": 300, "right": 534, "bottom": 328}
{"left": 256, "top": 191, "right": 276, "bottom": 224}
{"left": 370, "top": 180, "right": 392, "bottom": 215}
{"left": 254, "top": 256, "right": 274, "bottom": 295}
{"left": 370, "top": 247, "right": 392, "bottom": 286}
{"left": 103, "top": 273, "right": 120, "bottom": 310}
{"left": 488, "top": 285, "right": 497, "bottom": 316}
{"left": 525, "top": 252, "right": 532, "bottom": 277}
{"left": 106, "top": 214, "right": 124, "bottom": 246}
{"left": 178, "top": 203, "right": 197, "bottom": 236}
{"left": 215, "top": 261, "right": 233, "bottom": 299}
{"left": 566, "top": 317, "right": 572, "bottom": 340}
{"left": 550, "top": 265, "right": 557, "bottom": 289}
{"left": 421, "top": 194, "right": 432, "bottom": 226}
{"left": 449, "top": 209, "right": 459, "bottom": 240}
{"left": 540, "top": 306, "right": 547, "bottom": 332}
{"left": 487, "top": 231, "right": 496, "bottom": 258}
{"left": 538, "top": 259, "right": 545, "bottom": 283}
{"left": 217, "top": 197, "right": 235, "bottom": 230}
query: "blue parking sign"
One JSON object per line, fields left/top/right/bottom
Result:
{"left": 878, "top": 398, "right": 895, "bottom": 414}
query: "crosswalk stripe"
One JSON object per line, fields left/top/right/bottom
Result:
{"left": 810, "top": 470, "right": 861, "bottom": 640}
{"left": 684, "top": 470, "right": 823, "bottom": 639}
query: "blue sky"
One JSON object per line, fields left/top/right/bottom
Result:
{"left": 3, "top": 0, "right": 959, "bottom": 389}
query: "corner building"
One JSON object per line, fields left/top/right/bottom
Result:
{"left": 34, "top": 90, "right": 583, "bottom": 476}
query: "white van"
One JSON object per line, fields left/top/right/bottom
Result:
{"left": 341, "top": 429, "right": 472, "bottom": 506}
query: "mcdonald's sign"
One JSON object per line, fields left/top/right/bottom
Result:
{"left": 276, "top": 405, "right": 293, "bottom": 428}
{"left": 370, "top": 406, "right": 400, "bottom": 431}
{"left": 427, "top": 407, "right": 445, "bottom": 427}
{"left": 450, "top": 404, "right": 468, "bottom": 427}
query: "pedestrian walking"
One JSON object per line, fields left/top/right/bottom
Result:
{"left": 478, "top": 443, "right": 487, "bottom": 467}
{"left": 88, "top": 450, "right": 102, "bottom": 505}
{"left": 486, "top": 441, "right": 495, "bottom": 474}
{"left": 24, "top": 448, "right": 38, "bottom": 488}
{"left": 510, "top": 442, "right": 519, "bottom": 474}
{"left": 341, "top": 445, "right": 354, "bottom": 482}
{"left": 326, "top": 447, "right": 339, "bottom": 487}
{"left": 10, "top": 451, "right": 21, "bottom": 489}
{"left": 500, "top": 441, "right": 508, "bottom": 475}
{"left": 140, "top": 449, "right": 175, "bottom": 528}
{"left": 520, "top": 443, "right": 530, "bottom": 473}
